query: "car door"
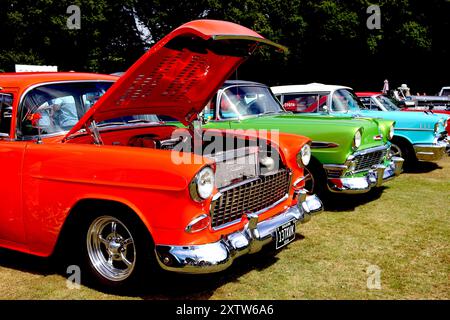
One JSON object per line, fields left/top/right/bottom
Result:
{"left": 0, "top": 93, "right": 26, "bottom": 246}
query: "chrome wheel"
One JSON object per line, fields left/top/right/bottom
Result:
{"left": 303, "top": 167, "right": 315, "bottom": 195}
{"left": 86, "top": 216, "right": 136, "bottom": 282}
{"left": 390, "top": 144, "right": 403, "bottom": 158}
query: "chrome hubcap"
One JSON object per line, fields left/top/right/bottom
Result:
{"left": 390, "top": 144, "right": 402, "bottom": 158}
{"left": 87, "top": 216, "right": 136, "bottom": 282}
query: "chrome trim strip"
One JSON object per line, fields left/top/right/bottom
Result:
{"left": 395, "top": 127, "right": 434, "bottom": 132}
{"left": 311, "top": 141, "right": 339, "bottom": 149}
{"left": 212, "top": 35, "right": 288, "bottom": 52}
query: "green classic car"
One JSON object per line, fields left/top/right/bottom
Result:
{"left": 196, "top": 80, "right": 404, "bottom": 195}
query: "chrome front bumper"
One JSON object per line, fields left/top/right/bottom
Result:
{"left": 326, "top": 156, "right": 404, "bottom": 194}
{"left": 154, "top": 192, "right": 323, "bottom": 274}
{"left": 414, "top": 142, "right": 447, "bottom": 161}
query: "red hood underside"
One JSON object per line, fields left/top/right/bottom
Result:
{"left": 65, "top": 19, "right": 286, "bottom": 138}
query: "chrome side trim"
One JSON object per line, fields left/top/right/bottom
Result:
{"left": 395, "top": 127, "right": 434, "bottom": 132}
{"left": 311, "top": 141, "right": 339, "bottom": 149}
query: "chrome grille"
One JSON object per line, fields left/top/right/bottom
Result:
{"left": 354, "top": 149, "right": 386, "bottom": 171}
{"left": 210, "top": 170, "right": 291, "bottom": 229}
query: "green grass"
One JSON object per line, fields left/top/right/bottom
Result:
{"left": 1, "top": 157, "right": 449, "bottom": 300}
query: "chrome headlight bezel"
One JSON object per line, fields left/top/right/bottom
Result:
{"left": 297, "top": 144, "right": 311, "bottom": 167}
{"left": 352, "top": 130, "right": 362, "bottom": 151}
{"left": 189, "top": 166, "right": 215, "bottom": 202}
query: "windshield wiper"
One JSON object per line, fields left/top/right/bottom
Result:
{"left": 97, "top": 122, "right": 126, "bottom": 127}
{"left": 126, "top": 119, "right": 156, "bottom": 124}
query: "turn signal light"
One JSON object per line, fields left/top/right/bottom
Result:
{"left": 185, "top": 214, "right": 211, "bottom": 233}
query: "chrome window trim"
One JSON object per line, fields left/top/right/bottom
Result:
{"left": 16, "top": 80, "right": 116, "bottom": 140}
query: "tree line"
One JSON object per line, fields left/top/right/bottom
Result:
{"left": 0, "top": 0, "right": 448, "bottom": 92}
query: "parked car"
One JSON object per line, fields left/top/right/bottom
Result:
{"left": 439, "top": 87, "right": 450, "bottom": 97}
{"left": 355, "top": 92, "right": 450, "bottom": 136}
{"left": 272, "top": 84, "right": 449, "bottom": 167}
{"left": 0, "top": 20, "right": 323, "bottom": 290}
{"left": 189, "top": 80, "right": 403, "bottom": 195}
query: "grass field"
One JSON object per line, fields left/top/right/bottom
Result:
{"left": 1, "top": 157, "right": 449, "bottom": 300}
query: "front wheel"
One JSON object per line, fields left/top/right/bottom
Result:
{"left": 78, "top": 210, "right": 157, "bottom": 292}
{"left": 86, "top": 216, "right": 137, "bottom": 283}
{"left": 303, "top": 163, "right": 326, "bottom": 196}
{"left": 390, "top": 140, "right": 417, "bottom": 169}
{"left": 389, "top": 143, "right": 403, "bottom": 158}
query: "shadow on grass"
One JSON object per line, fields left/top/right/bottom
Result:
{"left": 321, "top": 187, "right": 386, "bottom": 212}
{"left": 0, "top": 248, "right": 53, "bottom": 276}
{"left": 0, "top": 234, "right": 307, "bottom": 299}
{"left": 403, "top": 161, "right": 442, "bottom": 174}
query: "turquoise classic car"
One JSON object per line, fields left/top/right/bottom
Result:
{"left": 196, "top": 81, "right": 404, "bottom": 195}
{"left": 272, "top": 84, "right": 449, "bottom": 167}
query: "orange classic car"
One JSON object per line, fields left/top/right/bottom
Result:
{"left": 0, "top": 20, "right": 323, "bottom": 290}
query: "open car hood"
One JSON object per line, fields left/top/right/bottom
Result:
{"left": 65, "top": 19, "right": 286, "bottom": 139}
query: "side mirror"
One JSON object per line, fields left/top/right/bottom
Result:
{"left": 322, "top": 105, "right": 329, "bottom": 112}
{"left": 0, "top": 133, "right": 9, "bottom": 139}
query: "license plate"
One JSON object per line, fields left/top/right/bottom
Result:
{"left": 275, "top": 220, "right": 296, "bottom": 249}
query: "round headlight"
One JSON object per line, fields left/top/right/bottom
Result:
{"left": 297, "top": 144, "right": 311, "bottom": 167}
{"left": 389, "top": 125, "right": 394, "bottom": 140}
{"left": 189, "top": 167, "right": 215, "bottom": 201}
{"left": 352, "top": 130, "right": 362, "bottom": 150}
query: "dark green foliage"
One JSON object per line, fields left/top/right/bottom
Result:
{"left": 0, "top": 0, "right": 448, "bottom": 91}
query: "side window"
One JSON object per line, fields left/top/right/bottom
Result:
{"left": 358, "top": 97, "right": 371, "bottom": 109}
{"left": 282, "top": 93, "right": 328, "bottom": 113}
{"left": 0, "top": 94, "right": 13, "bottom": 135}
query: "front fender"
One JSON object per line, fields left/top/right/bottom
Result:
{"left": 21, "top": 142, "right": 209, "bottom": 255}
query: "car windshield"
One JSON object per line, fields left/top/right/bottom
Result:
{"left": 20, "top": 81, "right": 162, "bottom": 137}
{"left": 218, "top": 85, "right": 283, "bottom": 119}
{"left": 375, "top": 95, "right": 400, "bottom": 111}
{"left": 441, "top": 89, "right": 450, "bottom": 96}
{"left": 331, "top": 89, "right": 366, "bottom": 112}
